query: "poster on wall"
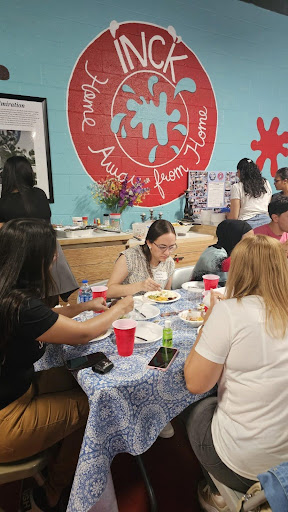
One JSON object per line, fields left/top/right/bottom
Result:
{"left": 188, "top": 170, "right": 237, "bottom": 219}
{"left": 0, "top": 93, "right": 54, "bottom": 201}
{"left": 67, "top": 21, "right": 218, "bottom": 207}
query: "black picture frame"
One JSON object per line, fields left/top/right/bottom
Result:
{"left": 0, "top": 93, "right": 54, "bottom": 202}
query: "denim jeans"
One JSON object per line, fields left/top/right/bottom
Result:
{"left": 246, "top": 214, "right": 271, "bottom": 229}
{"left": 185, "top": 396, "right": 257, "bottom": 493}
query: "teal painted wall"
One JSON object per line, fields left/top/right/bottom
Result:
{"left": 1, "top": 0, "right": 287, "bottom": 228}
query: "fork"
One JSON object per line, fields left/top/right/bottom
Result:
{"left": 134, "top": 307, "right": 147, "bottom": 319}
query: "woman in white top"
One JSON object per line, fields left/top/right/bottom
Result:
{"left": 228, "top": 157, "right": 272, "bottom": 229}
{"left": 184, "top": 235, "right": 288, "bottom": 512}
{"left": 107, "top": 219, "right": 176, "bottom": 298}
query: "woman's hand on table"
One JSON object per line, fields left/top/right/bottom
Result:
{"left": 141, "top": 277, "right": 161, "bottom": 292}
{"left": 203, "top": 290, "right": 225, "bottom": 324}
{"left": 87, "top": 297, "right": 108, "bottom": 312}
{"left": 112, "top": 296, "right": 134, "bottom": 316}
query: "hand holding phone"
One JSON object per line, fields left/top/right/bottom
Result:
{"left": 147, "top": 347, "right": 178, "bottom": 371}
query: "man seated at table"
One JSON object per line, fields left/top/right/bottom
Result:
{"left": 254, "top": 196, "right": 288, "bottom": 255}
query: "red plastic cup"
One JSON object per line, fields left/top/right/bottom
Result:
{"left": 202, "top": 274, "right": 220, "bottom": 291}
{"left": 92, "top": 285, "right": 108, "bottom": 313}
{"left": 92, "top": 285, "right": 107, "bottom": 300}
{"left": 112, "top": 319, "right": 137, "bottom": 356}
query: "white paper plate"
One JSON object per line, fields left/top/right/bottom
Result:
{"left": 129, "top": 304, "right": 160, "bottom": 321}
{"left": 143, "top": 291, "right": 181, "bottom": 303}
{"left": 178, "top": 310, "right": 204, "bottom": 327}
{"left": 181, "top": 281, "right": 204, "bottom": 290}
{"left": 135, "top": 321, "right": 163, "bottom": 344}
{"left": 89, "top": 328, "right": 113, "bottom": 343}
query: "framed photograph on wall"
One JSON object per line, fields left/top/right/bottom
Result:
{"left": 0, "top": 93, "right": 54, "bottom": 202}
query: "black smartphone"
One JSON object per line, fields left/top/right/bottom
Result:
{"left": 65, "top": 352, "right": 109, "bottom": 371}
{"left": 92, "top": 352, "right": 114, "bottom": 374}
{"left": 147, "top": 347, "right": 178, "bottom": 371}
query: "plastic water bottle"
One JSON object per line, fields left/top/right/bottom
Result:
{"left": 78, "top": 280, "right": 93, "bottom": 319}
{"left": 162, "top": 319, "right": 173, "bottom": 348}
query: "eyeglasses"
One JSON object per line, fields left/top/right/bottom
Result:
{"left": 274, "top": 179, "right": 282, "bottom": 183}
{"left": 153, "top": 242, "right": 178, "bottom": 252}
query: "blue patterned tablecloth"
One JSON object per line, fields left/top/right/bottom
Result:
{"left": 35, "top": 289, "right": 213, "bottom": 512}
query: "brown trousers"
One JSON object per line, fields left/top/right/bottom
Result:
{"left": 0, "top": 367, "right": 89, "bottom": 506}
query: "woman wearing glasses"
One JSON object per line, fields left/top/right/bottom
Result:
{"left": 227, "top": 158, "right": 272, "bottom": 229}
{"left": 107, "top": 219, "right": 176, "bottom": 298}
{"left": 273, "top": 167, "right": 288, "bottom": 198}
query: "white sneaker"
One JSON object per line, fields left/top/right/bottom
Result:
{"left": 158, "top": 421, "right": 175, "bottom": 438}
{"left": 197, "top": 480, "right": 230, "bottom": 512}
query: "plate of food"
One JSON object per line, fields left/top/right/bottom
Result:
{"left": 181, "top": 281, "right": 204, "bottom": 290}
{"left": 135, "top": 321, "right": 163, "bottom": 344}
{"left": 144, "top": 290, "right": 181, "bottom": 303}
{"left": 178, "top": 309, "right": 204, "bottom": 327}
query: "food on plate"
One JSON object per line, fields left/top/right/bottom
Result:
{"left": 147, "top": 291, "right": 177, "bottom": 301}
{"left": 185, "top": 309, "right": 203, "bottom": 322}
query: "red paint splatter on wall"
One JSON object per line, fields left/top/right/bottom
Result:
{"left": 251, "top": 117, "right": 288, "bottom": 177}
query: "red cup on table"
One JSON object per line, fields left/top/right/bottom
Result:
{"left": 112, "top": 319, "right": 137, "bottom": 357}
{"left": 202, "top": 274, "right": 220, "bottom": 291}
{"left": 91, "top": 285, "right": 108, "bottom": 313}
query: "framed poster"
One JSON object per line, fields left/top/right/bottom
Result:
{"left": 188, "top": 170, "right": 237, "bottom": 219}
{"left": 0, "top": 93, "right": 54, "bottom": 202}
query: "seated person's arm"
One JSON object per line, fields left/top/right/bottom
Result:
{"left": 165, "top": 276, "right": 173, "bottom": 290}
{"left": 184, "top": 292, "right": 225, "bottom": 394}
{"left": 38, "top": 296, "right": 133, "bottom": 346}
{"left": 107, "top": 254, "right": 160, "bottom": 298}
{"left": 52, "top": 298, "right": 107, "bottom": 318}
{"left": 226, "top": 199, "right": 240, "bottom": 220}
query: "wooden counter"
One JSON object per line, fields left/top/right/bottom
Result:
{"left": 58, "top": 232, "right": 132, "bottom": 287}
{"left": 58, "top": 225, "right": 217, "bottom": 303}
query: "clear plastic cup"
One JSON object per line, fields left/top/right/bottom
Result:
{"left": 112, "top": 319, "right": 137, "bottom": 356}
{"left": 202, "top": 274, "right": 220, "bottom": 291}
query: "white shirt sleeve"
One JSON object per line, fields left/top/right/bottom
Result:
{"left": 195, "top": 300, "right": 232, "bottom": 364}
{"left": 230, "top": 182, "right": 242, "bottom": 200}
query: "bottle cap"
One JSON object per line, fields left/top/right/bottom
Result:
{"left": 164, "top": 319, "right": 171, "bottom": 329}
{"left": 82, "top": 279, "right": 88, "bottom": 283}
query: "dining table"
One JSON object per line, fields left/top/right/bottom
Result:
{"left": 35, "top": 287, "right": 215, "bottom": 512}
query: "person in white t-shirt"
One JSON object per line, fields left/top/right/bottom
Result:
{"left": 184, "top": 235, "right": 288, "bottom": 512}
{"left": 228, "top": 157, "right": 272, "bottom": 229}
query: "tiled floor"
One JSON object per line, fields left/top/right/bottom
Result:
{"left": 0, "top": 418, "right": 203, "bottom": 511}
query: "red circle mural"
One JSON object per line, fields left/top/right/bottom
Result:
{"left": 68, "top": 21, "right": 217, "bottom": 206}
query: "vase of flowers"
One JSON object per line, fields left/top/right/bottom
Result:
{"left": 91, "top": 175, "right": 150, "bottom": 214}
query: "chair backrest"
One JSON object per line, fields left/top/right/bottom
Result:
{"left": 171, "top": 266, "right": 194, "bottom": 290}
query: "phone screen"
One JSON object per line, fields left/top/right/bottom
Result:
{"left": 147, "top": 347, "right": 178, "bottom": 370}
{"left": 66, "top": 352, "right": 104, "bottom": 371}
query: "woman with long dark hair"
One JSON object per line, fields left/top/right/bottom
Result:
{"left": 0, "top": 218, "right": 133, "bottom": 511}
{"left": 0, "top": 156, "right": 78, "bottom": 304}
{"left": 191, "top": 219, "right": 253, "bottom": 284}
{"left": 228, "top": 157, "right": 272, "bottom": 228}
{"left": 184, "top": 235, "right": 288, "bottom": 511}
{"left": 107, "top": 219, "right": 176, "bottom": 298}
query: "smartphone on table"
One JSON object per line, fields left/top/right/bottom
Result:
{"left": 147, "top": 347, "right": 178, "bottom": 371}
{"left": 65, "top": 352, "right": 113, "bottom": 373}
